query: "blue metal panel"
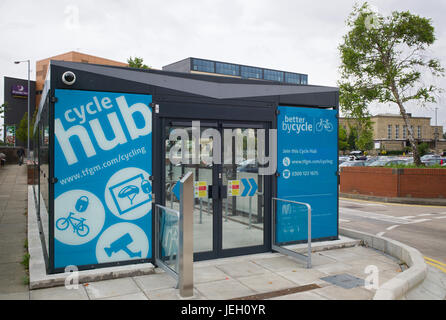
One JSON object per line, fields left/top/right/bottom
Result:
{"left": 53, "top": 89, "right": 152, "bottom": 269}
{"left": 276, "top": 106, "right": 338, "bottom": 243}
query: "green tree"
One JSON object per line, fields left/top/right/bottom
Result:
{"left": 356, "top": 126, "right": 374, "bottom": 151}
{"left": 347, "top": 125, "right": 358, "bottom": 151}
{"left": 127, "top": 56, "right": 150, "bottom": 69}
{"left": 417, "top": 142, "right": 430, "bottom": 157}
{"left": 16, "top": 111, "right": 37, "bottom": 144}
{"left": 339, "top": 126, "right": 349, "bottom": 151}
{"left": 338, "top": 3, "right": 444, "bottom": 165}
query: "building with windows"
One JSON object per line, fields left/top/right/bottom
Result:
{"left": 340, "top": 113, "right": 446, "bottom": 152}
{"left": 35, "top": 51, "right": 128, "bottom": 108}
{"left": 2, "top": 76, "right": 36, "bottom": 147}
{"left": 162, "top": 57, "right": 308, "bottom": 85}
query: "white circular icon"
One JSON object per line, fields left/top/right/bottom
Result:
{"left": 283, "top": 157, "right": 291, "bottom": 167}
{"left": 96, "top": 222, "right": 149, "bottom": 263}
{"left": 282, "top": 169, "right": 291, "bottom": 179}
{"left": 105, "top": 167, "right": 152, "bottom": 220}
{"left": 55, "top": 190, "right": 105, "bottom": 246}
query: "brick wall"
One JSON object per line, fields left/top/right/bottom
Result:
{"left": 340, "top": 167, "right": 446, "bottom": 199}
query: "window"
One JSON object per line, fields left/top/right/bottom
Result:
{"left": 395, "top": 125, "right": 399, "bottom": 139}
{"left": 241, "top": 66, "right": 262, "bottom": 79}
{"left": 300, "top": 74, "right": 308, "bottom": 84}
{"left": 417, "top": 126, "right": 422, "bottom": 139}
{"left": 285, "top": 73, "right": 301, "bottom": 84}
{"left": 216, "top": 62, "right": 239, "bottom": 76}
{"left": 403, "top": 125, "right": 407, "bottom": 139}
{"left": 263, "top": 69, "right": 284, "bottom": 82}
{"left": 387, "top": 125, "right": 392, "bottom": 139}
{"left": 192, "top": 59, "right": 215, "bottom": 73}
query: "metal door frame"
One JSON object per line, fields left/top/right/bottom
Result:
{"left": 157, "top": 114, "right": 272, "bottom": 261}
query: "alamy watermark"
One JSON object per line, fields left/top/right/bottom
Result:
{"left": 64, "top": 265, "right": 79, "bottom": 290}
{"left": 168, "top": 121, "right": 277, "bottom": 175}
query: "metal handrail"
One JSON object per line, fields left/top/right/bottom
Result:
{"left": 271, "top": 197, "right": 312, "bottom": 268}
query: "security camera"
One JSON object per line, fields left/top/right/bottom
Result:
{"left": 62, "top": 71, "right": 76, "bottom": 85}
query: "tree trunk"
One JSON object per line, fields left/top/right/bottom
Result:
{"left": 390, "top": 84, "right": 422, "bottom": 166}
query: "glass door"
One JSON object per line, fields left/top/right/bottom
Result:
{"left": 164, "top": 120, "right": 218, "bottom": 260}
{"left": 219, "top": 123, "right": 267, "bottom": 256}
{"left": 162, "top": 119, "right": 270, "bottom": 260}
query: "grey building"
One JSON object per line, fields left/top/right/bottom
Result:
{"left": 3, "top": 76, "right": 36, "bottom": 147}
{"left": 163, "top": 57, "right": 308, "bottom": 85}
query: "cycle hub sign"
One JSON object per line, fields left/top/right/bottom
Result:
{"left": 53, "top": 89, "right": 152, "bottom": 269}
{"left": 276, "top": 106, "right": 338, "bottom": 243}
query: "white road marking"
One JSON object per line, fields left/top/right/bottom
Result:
{"left": 340, "top": 200, "right": 386, "bottom": 207}
{"left": 340, "top": 207, "right": 414, "bottom": 224}
{"left": 434, "top": 216, "right": 446, "bottom": 220}
{"left": 386, "top": 225, "right": 400, "bottom": 231}
{"left": 399, "top": 216, "right": 415, "bottom": 219}
{"left": 339, "top": 219, "right": 350, "bottom": 223}
{"left": 407, "top": 219, "right": 431, "bottom": 224}
{"left": 376, "top": 232, "right": 385, "bottom": 237}
{"left": 417, "top": 213, "right": 434, "bottom": 217}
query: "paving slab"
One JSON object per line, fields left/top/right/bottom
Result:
{"left": 252, "top": 256, "right": 306, "bottom": 272}
{"left": 194, "top": 265, "right": 230, "bottom": 284}
{"left": 30, "top": 285, "right": 89, "bottom": 300}
{"left": 145, "top": 287, "right": 202, "bottom": 300}
{"left": 312, "top": 284, "right": 374, "bottom": 300}
{"left": 215, "top": 260, "right": 269, "bottom": 278}
{"left": 133, "top": 272, "right": 177, "bottom": 291}
{"left": 0, "top": 292, "right": 29, "bottom": 300}
{"left": 83, "top": 278, "right": 141, "bottom": 300}
{"left": 315, "top": 262, "right": 354, "bottom": 275}
{"left": 277, "top": 269, "right": 328, "bottom": 286}
{"left": 101, "top": 292, "right": 148, "bottom": 300}
{"left": 236, "top": 273, "right": 296, "bottom": 293}
{"left": 195, "top": 279, "right": 256, "bottom": 300}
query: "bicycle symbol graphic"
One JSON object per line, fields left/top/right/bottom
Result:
{"left": 316, "top": 119, "right": 333, "bottom": 132}
{"left": 56, "top": 212, "right": 90, "bottom": 237}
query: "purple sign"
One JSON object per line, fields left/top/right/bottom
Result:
{"left": 11, "top": 85, "right": 28, "bottom": 97}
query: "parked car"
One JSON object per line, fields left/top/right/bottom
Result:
{"left": 339, "top": 156, "right": 350, "bottom": 164}
{"left": 339, "top": 160, "right": 366, "bottom": 167}
{"left": 237, "top": 159, "right": 258, "bottom": 173}
{"left": 367, "top": 158, "right": 406, "bottom": 166}
{"left": 423, "top": 157, "right": 446, "bottom": 166}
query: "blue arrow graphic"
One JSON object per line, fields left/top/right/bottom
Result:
{"left": 241, "top": 178, "right": 251, "bottom": 197}
{"left": 172, "top": 181, "right": 181, "bottom": 201}
{"left": 248, "top": 178, "right": 258, "bottom": 197}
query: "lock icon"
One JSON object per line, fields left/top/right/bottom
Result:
{"left": 141, "top": 179, "right": 151, "bottom": 194}
{"left": 75, "top": 196, "right": 89, "bottom": 213}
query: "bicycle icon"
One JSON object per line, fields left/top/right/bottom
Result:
{"left": 316, "top": 119, "right": 333, "bottom": 132}
{"left": 56, "top": 212, "right": 90, "bottom": 237}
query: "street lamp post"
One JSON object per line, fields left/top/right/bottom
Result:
{"left": 14, "top": 60, "right": 30, "bottom": 161}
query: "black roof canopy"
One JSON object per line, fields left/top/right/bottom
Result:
{"left": 48, "top": 60, "right": 339, "bottom": 109}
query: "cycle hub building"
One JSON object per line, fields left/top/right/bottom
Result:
{"left": 32, "top": 60, "right": 339, "bottom": 274}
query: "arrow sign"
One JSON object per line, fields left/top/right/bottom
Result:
{"left": 248, "top": 178, "right": 258, "bottom": 196}
{"left": 240, "top": 178, "right": 258, "bottom": 197}
{"left": 172, "top": 181, "right": 181, "bottom": 200}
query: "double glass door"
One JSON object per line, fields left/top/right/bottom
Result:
{"left": 163, "top": 119, "right": 270, "bottom": 260}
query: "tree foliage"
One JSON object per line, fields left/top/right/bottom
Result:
{"left": 16, "top": 111, "right": 37, "bottom": 144}
{"left": 338, "top": 3, "right": 444, "bottom": 165}
{"left": 127, "top": 56, "right": 150, "bottom": 69}
{"left": 339, "top": 126, "right": 349, "bottom": 151}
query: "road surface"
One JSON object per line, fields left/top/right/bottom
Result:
{"left": 339, "top": 198, "right": 446, "bottom": 274}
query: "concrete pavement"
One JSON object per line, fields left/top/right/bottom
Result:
{"left": 0, "top": 164, "right": 29, "bottom": 300}
{"left": 0, "top": 163, "right": 443, "bottom": 300}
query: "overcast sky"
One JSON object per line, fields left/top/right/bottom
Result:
{"left": 1, "top": 0, "right": 445, "bottom": 132}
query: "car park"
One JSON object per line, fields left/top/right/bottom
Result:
{"left": 339, "top": 160, "right": 366, "bottom": 167}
